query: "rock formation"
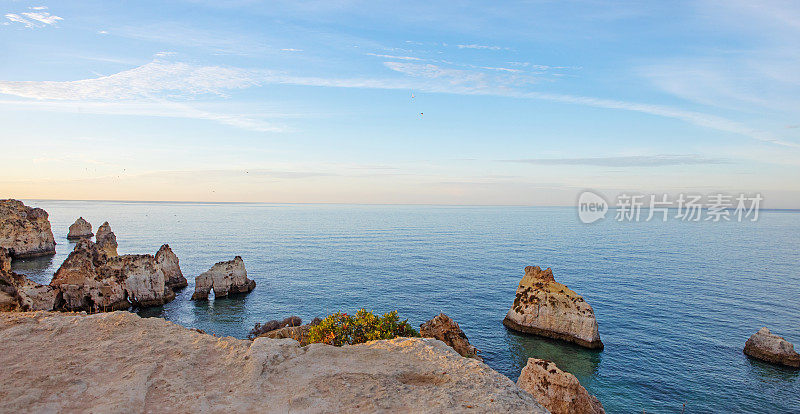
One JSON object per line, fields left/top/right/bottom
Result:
{"left": 0, "top": 311, "right": 547, "bottom": 412}
{"left": 155, "top": 244, "right": 187, "bottom": 289}
{"left": 250, "top": 316, "right": 321, "bottom": 345}
{"left": 67, "top": 217, "right": 93, "bottom": 240}
{"left": 0, "top": 248, "right": 58, "bottom": 311}
{"left": 420, "top": 313, "right": 481, "bottom": 360}
{"left": 503, "top": 266, "right": 603, "bottom": 349}
{"left": 517, "top": 358, "right": 605, "bottom": 414}
{"left": 50, "top": 240, "right": 175, "bottom": 311}
{"left": 0, "top": 199, "right": 56, "bottom": 259}
{"left": 743, "top": 327, "right": 800, "bottom": 368}
{"left": 95, "top": 221, "right": 118, "bottom": 257}
{"left": 191, "top": 256, "right": 256, "bottom": 300}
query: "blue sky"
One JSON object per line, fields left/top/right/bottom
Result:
{"left": 1, "top": 1, "right": 799, "bottom": 206}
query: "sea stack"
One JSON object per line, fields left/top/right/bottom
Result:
{"left": 191, "top": 256, "right": 256, "bottom": 300}
{"left": 420, "top": 313, "right": 481, "bottom": 360}
{"left": 743, "top": 327, "right": 800, "bottom": 368}
{"left": 503, "top": 266, "right": 602, "bottom": 349}
{"left": 67, "top": 217, "right": 93, "bottom": 240}
{"left": 517, "top": 358, "right": 605, "bottom": 414}
{"left": 155, "top": 244, "right": 188, "bottom": 289}
{"left": 95, "top": 221, "right": 118, "bottom": 257}
{"left": 0, "top": 199, "right": 56, "bottom": 259}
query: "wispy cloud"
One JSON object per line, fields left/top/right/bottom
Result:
{"left": 4, "top": 7, "right": 62, "bottom": 28}
{"left": 457, "top": 44, "right": 506, "bottom": 50}
{"left": 366, "top": 53, "right": 422, "bottom": 61}
{"left": 503, "top": 155, "right": 730, "bottom": 167}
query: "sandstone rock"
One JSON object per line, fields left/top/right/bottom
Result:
{"left": 517, "top": 358, "right": 605, "bottom": 414}
{"left": 744, "top": 327, "right": 800, "bottom": 368}
{"left": 251, "top": 316, "right": 314, "bottom": 343}
{"left": 0, "top": 311, "right": 547, "bottom": 412}
{"left": 0, "top": 247, "right": 57, "bottom": 311}
{"left": 67, "top": 217, "right": 93, "bottom": 240}
{"left": 50, "top": 240, "right": 175, "bottom": 311}
{"left": 95, "top": 221, "right": 118, "bottom": 257}
{"left": 503, "top": 266, "right": 603, "bottom": 349}
{"left": 0, "top": 199, "right": 56, "bottom": 259}
{"left": 420, "top": 313, "right": 481, "bottom": 360}
{"left": 191, "top": 256, "right": 255, "bottom": 300}
{"left": 155, "top": 244, "right": 187, "bottom": 289}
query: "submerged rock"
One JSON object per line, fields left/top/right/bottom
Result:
{"left": 503, "top": 266, "right": 603, "bottom": 349}
{"left": 0, "top": 311, "right": 547, "bottom": 412}
{"left": 744, "top": 327, "right": 800, "bottom": 368}
{"left": 50, "top": 240, "right": 175, "bottom": 311}
{"left": 95, "top": 221, "right": 118, "bottom": 257}
{"left": 517, "top": 358, "right": 604, "bottom": 414}
{"left": 67, "top": 217, "right": 93, "bottom": 240}
{"left": 155, "top": 244, "right": 187, "bottom": 289}
{"left": 420, "top": 313, "right": 481, "bottom": 360}
{"left": 0, "top": 247, "right": 57, "bottom": 311}
{"left": 0, "top": 199, "right": 56, "bottom": 259}
{"left": 191, "top": 256, "right": 255, "bottom": 300}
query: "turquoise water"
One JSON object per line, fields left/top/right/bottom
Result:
{"left": 12, "top": 200, "right": 800, "bottom": 413}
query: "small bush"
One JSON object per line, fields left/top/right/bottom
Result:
{"left": 307, "top": 309, "right": 419, "bottom": 346}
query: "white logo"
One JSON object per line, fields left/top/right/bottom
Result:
{"left": 578, "top": 191, "right": 608, "bottom": 223}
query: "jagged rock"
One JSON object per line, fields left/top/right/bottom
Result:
{"left": 744, "top": 327, "right": 800, "bottom": 368}
{"left": 67, "top": 217, "right": 93, "bottom": 240}
{"left": 503, "top": 266, "right": 603, "bottom": 349}
{"left": 0, "top": 311, "right": 547, "bottom": 412}
{"left": 155, "top": 244, "right": 187, "bottom": 289}
{"left": 50, "top": 240, "right": 174, "bottom": 311}
{"left": 420, "top": 313, "right": 481, "bottom": 360}
{"left": 0, "top": 199, "right": 56, "bottom": 259}
{"left": 249, "top": 316, "right": 310, "bottom": 342}
{"left": 191, "top": 256, "right": 255, "bottom": 300}
{"left": 517, "top": 358, "right": 605, "bottom": 414}
{"left": 95, "top": 221, "right": 118, "bottom": 257}
{"left": 0, "top": 248, "right": 57, "bottom": 311}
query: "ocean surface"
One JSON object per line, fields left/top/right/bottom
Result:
{"left": 12, "top": 200, "right": 800, "bottom": 413}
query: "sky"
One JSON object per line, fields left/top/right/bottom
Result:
{"left": 1, "top": 0, "right": 799, "bottom": 206}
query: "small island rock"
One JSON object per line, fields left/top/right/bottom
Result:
{"left": 744, "top": 327, "right": 800, "bottom": 368}
{"left": 503, "top": 266, "right": 602, "bottom": 349}
{"left": 0, "top": 199, "right": 56, "bottom": 259}
{"left": 67, "top": 217, "right": 93, "bottom": 240}
{"left": 155, "top": 244, "right": 187, "bottom": 289}
{"left": 95, "top": 222, "right": 118, "bottom": 257}
{"left": 191, "top": 256, "right": 256, "bottom": 300}
{"left": 517, "top": 358, "right": 605, "bottom": 414}
{"left": 420, "top": 313, "right": 481, "bottom": 360}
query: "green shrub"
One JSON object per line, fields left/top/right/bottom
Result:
{"left": 307, "top": 309, "right": 419, "bottom": 346}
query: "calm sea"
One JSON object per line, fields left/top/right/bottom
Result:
{"left": 11, "top": 200, "right": 800, "bottom": 413}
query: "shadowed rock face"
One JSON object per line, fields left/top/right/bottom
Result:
{"left": 744, "top": 327, "right": 800, "bottom": 368}
{"left": 0, "top": 311, "right": 547, "bottom": 413}
{"left": 95, "top": 222, "right": 118, "bottom": 257}
{"left": 67, "top": 217, "right": 93, "bottom": 240}
{"left": 503, "top": 266, "right": 603, "bottom": 349}
{"left": 50, "top": 240, "right": 176, "bottom": 311}
{"left": 155, "top": 244, "right": 187, "bottom": 289}
{"left": 0, "top": 248, "right": 57, "bottom": 311}
{"left": 420, "top": 313, "right": 481, "bottom": 360}
{"left": 191, "top": 256, "right": 256, "bottom": 300}
{"left": 0, "top": 199, "right": 56, "bottom": 259}
{"left": 517, "top": 358, "right": 605, "bottom": 414}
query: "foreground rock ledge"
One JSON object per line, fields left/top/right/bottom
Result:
{"left": 743, "top": 327, "right": 800, "bottom": 368}
{"left": 0, "top": 312, "right": 546, "bottom": 413}
{"left": 504, "top": 266, "right": 603, "bottom": 349}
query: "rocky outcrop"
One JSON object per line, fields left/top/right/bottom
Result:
{"left": 251, "top": 316, "right": 322, "bottom": 345}
{"left": 503, "top": 266, "right": 603, "bottom": 349}
{"left": 517, "top": 358, "right": 605, "bottom": 414}
{"left": 0, "top": 199, "right": 56, "bottom": 259}
{"left": 743, "top": 327, "right": 800, "bottom": 368}
{"left": 191, "top": 256, "right": 256, "bottom": 300}
{"left": 0, "top": 248, "right": 57, "bottom": 311}
{"left": 420, "top": 313, "right": 481, "bottom": 360}
{"left": 50, "top": 240, "right": 175, "bottom": 311}
{"left": 0, "top": 311, "right": 547, "bottom": 412}
{"left": 155, "top": 244, "right": 187, "bottom": 289}
{"left": 67, "top": 217, "right": 93, "bottom": 240}
{"left": 95, "top": 221, "right": 118, "bottom": 257}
